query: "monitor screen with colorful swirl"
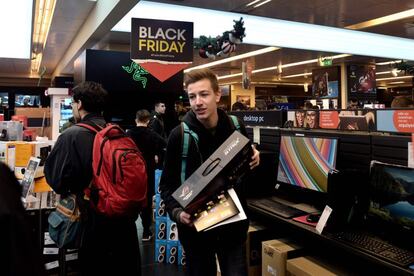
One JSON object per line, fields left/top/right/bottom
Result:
{"left": 277, "top": 135, "right": 338, "bottom": 192}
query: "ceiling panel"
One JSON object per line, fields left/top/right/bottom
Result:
{"left": 2, "top": 0, "right": 414, "bottom": 91}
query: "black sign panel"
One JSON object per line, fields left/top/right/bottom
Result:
{"left": 230, "top": 111, "right": 285, "bottom": 127}
{"left": 131, "top": 18, "right": 193, "bottom": 62}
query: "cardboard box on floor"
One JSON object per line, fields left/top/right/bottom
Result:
{"left": 262, "top": 239, "right": 303, "bottom": 276}
{"left": 246, "top": 223, "right": 276, "bottom": 276}
{"left": 217, "top": 222, "right": 275, "bottom": 276}
{"left": 287, "top": 256, "right": 343, "bottom": 276}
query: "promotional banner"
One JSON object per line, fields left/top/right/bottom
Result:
{"left": 287, "top": 110, "right": 319, "bottom": 129}
{"left": 377, "top": 110, "right": 414, "bottom": 133}
{"left": 319, "top": 111, "right": 339, "bottom": 129}
{"left": 319, "top": 110, "right": 376, "bottom": 131}
{"left": 131, "top": 18, "right": 193, "bottom": 82}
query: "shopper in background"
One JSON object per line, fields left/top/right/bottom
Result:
{"left": 127, "top": 109, "right": 166, "bottom": 241}
{"left": 0, "top": 162, "right": 44, "bottom": 276}
{"left": 391, "top": 96, "right": 414, "bottom": 108}
{"left": 149, "top": 101, "right": 167, "bottom": 139}
{"left": 347, "top": 97, "right": 359, "bottom": 109}
{"left": 303, "top": 101, "right": 314, "bottom": 110}
{"left": 44, "top": 82, "right": 141, "bottom": 275}
{"left": 160, "top": 68, "right": 260, "bottom": 276}
{"left": 174, "top": 100, "right": 188, "bottom": 122}
{"left": 231, "top": 99, "right": 246, "bottom": 111}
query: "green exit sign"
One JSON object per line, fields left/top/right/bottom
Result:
{"left": 320, "top": 58, "right": 333, "bottom": 66}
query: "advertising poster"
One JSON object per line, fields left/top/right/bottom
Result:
{"left": 319, "top": 110, "right": 376, "bottom": 131}
{"left": 377, "top": 110, "right": 414, "bottom": 133}
{"left": 131, "top": 18, "right": 193, "bottom": 82}
{"left": 312, "top": 66, "right": 340, "bottom": 98}
{"left": 319, "top": 111, "right": 339, "bottom": 129}
{"left": 348, "top": 64, "right": 376, "bottom": 94}
{"left": 304, "top": 110, "right": 319, "bottom": 129}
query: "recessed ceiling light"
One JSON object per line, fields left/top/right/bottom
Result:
{"left": 376, "top": 76, "right": 412, "bottom": 81}
{"left": 184, "top": 47, "right": 279, "bottom": 72}
{"left": 346, "top": 9, "right": 414, "bottom": 30}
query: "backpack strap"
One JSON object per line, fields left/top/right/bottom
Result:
{"left": 181, "top": 122, "right": 199, "bottom": 184}
{"left": 77, "top": 122, "right": 104, "bottom": 133}
{"left": 229, "top": 115, "right": 240, "bottom": 131}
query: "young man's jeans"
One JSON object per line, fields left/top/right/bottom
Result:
{"left": 183, "top": 235, "right": 247, "bottom": 276}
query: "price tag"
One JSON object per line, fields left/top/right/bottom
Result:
{"left": 316, "top": 205, "right": 332, "bottom": 234}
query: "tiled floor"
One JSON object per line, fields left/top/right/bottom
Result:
{"left": 136, "top": 218, "right": 186, "bottom": 276}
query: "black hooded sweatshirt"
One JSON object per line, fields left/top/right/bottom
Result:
{"left": 160, "top": 108, "right": 250, "bottom": 245}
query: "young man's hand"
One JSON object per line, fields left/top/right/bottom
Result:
{"left": 249, "top": 145, "right": 260, "bottom": 169}
{"left": 179, "top": 211, "right": 193, "bottom": 227}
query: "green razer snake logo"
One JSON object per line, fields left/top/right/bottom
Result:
{"left": 122, "top": 61, "right": 149, "bottom": 88}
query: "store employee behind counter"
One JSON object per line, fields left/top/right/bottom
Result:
{"left": 160, "top": 68, "right": 260, "bottom": 276}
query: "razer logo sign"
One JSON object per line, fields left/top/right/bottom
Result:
{"left": 122, "top": 61, "right": 149, "bottom": 88}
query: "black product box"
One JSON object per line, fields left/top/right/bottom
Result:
{"left": 172, "top": 131, "right": 252, "bottom": 214}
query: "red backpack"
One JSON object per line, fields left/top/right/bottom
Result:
{"left": 78, "top": 123, "right": 147, "bottom": 217}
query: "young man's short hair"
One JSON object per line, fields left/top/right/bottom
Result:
{"left": 154, "top": 102, "right": 165, "bottom": 108}
{"left": 184, "top": 68, "right": 219, "bottom": 92}
{"left": 72, "top": 81, "right": 108, "bottom": 113}
{"left": 136, "top": 109, "right": 151, "bottom": 122}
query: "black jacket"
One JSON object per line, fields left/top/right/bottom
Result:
{"left": 0, "top": 163, "right": 44, "bottom": 276}
{"left": 160, "top": 109, "right": 250, "bottom": 245}
{"left": 149, "top": 112, "right": 167, "bottom": 139}
{"left": 127, "top": 126, "right": 166, "bottom": 190}
{"left": 45, "top": 113, "right": 106, "bottom": 194}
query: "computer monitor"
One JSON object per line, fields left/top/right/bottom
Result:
{"left": 368, "top": 161, "right": 414, "bottom": 233}
{"left": 0, "top": 92, "right": 8, "bottom": 107}
{"left": 277, "top": 135, "right": 338, "bottom": 192}
{"left": 15, "top": 94, "right": 41, "bottom": 107}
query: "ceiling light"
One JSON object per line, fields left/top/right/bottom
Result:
{"left": 252, "top": 66, "right": 277, "bottom": 74}
{"left": 375, "top": 70, "right": 400, "bottom": 75}
{"left": 217, "top": 73, "right": 243, "bottom": 80}
{"left": 113, "top": 1, "right": 414, "bottom": 60}
{"left": 283, "top": 72, "right": 312, "bottom": 78}
{"left": 376, "top": 60, "right": 401, "bottom": 66}
{"left": 31, "top": 0, "right": 57, "bottom": 73}
{"left": 250, "top": 82, "right": 305, "bottom": 86}
{"left": 218, "top": 54, "right": 350, "bottom": 79}
{"left": 253, "top": 0, "right": 272, "bottom": 9}
{"left": 0, "top": 1, "right": 33, "bottom": 59}
{"left": 388, "top": 81, "right": 405, "bottom": 84}
{"left": 376, "top": 76, "right": 413, "bottom": 81}
{"left": 184, "top": 46, "right": 279, "bottom": 72}
{"left": 346, "top": 9, "right": 414, "bottom": 30}
{"left": 376, "top": 71, "right": 392, "bottom": 75}
{"left": 246, "top": 0, "right": 262, "bottom": 7}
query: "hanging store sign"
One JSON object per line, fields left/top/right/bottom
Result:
{"left": 131, "top": 18, "right": 193, "bottom": 82}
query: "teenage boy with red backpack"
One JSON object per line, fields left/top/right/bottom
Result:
{"left": 160, "top": 69, "right": 260, "bottom": 276}
{"left": 45, "top": 82, "right": 146, "bottom": 275}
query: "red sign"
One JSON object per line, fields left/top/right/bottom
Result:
{"left": 392, "top": 110, "right": 414, "bottom": 133}
{"left": 319, "top": 111, "right": 339, "bottom": 129}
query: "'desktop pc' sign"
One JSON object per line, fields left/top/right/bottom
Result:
{"left": 131, "top": 18, "right": 193, "bottom": 82}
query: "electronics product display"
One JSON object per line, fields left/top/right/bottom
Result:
{"left": 369, "top": 161, "right": 414, "bottom": 233}
{"left": 277, "top": 135, "right": 338, "bottom": 192}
